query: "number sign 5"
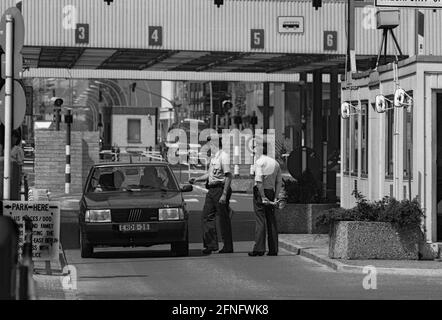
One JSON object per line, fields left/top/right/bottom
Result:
{"left": 251, "top": 29, "right": 264, "bottom": 49}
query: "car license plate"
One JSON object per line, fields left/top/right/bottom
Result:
{"left": 119, "top": 223, "right": 151, "bottom": 232}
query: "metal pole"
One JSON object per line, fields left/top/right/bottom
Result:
{"left": 65, "top": 110, "right": 72, "bottom": 194}
{"left": 408, "top": 148, "right": 412, "bottom": 201}
{"left": 4, "top": 15, "right": 14, "bottom": 200}
{"left": 323, "top": 141, "right": 328, "bottom": 199}
{"left": 55, "top": 109, "right": 60, "bottom": 131}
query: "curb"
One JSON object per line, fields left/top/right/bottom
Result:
{"left": 278, "top": 239, "right": 442, "bottom": 277}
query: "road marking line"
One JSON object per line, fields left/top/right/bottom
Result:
{"left": 192, "top": 185, "right": 208, "bottom": 193}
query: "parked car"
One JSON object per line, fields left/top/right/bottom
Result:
{"left": 79, "top": 162, "right": 193, "bottom": 258}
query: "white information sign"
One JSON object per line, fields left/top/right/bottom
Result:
{"left": 375, "top": 0, "right": 442, "bottom": 8}
{"left": 278, "top": 17, "right": 304, "bottom": 34}
{"left": 3, "top": 201, "right": 61, "bottom": 261}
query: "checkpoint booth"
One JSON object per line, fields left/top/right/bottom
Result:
{"left": 340, "top": 55, "right": 442, "bottom": 243}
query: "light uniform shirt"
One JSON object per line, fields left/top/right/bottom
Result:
{"left": 208, "top": 150, "right": 231, "bottom": 185}
{"left": 254, "top": 155, "right": 282, "bottom": 191}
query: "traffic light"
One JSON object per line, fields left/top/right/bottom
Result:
{"left": 214, "top": 0, "right": 224, "bottom": 8}
{"left": 313, "top": 0, "right": 322, "bottom": 10}
{"left": 51, "top": 97, "right": 63, "bottom": 107}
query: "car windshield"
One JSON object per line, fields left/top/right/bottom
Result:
{"left": 87, "top": 165, "right": 179, "bottom": 193}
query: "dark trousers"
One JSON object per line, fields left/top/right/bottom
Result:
{"left": 201, "top": 186, "right": 233, "bottom": 251}
{"left": 252, "top": 187, "right": 278, "bottom": 254}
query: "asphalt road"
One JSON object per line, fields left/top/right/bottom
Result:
{"left": 184, "top": 185, "right": 255, "bottom": 243}
{"left": 63, "top": 242, "right": 442, "bottom": 300}
{"left": 53, "top": 179, "right": 442, "bottom": 300}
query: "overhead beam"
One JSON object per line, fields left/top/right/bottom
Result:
{"left": 23, "top": 68, "right": 303, "bottom": 82}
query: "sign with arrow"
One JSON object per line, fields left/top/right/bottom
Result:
{"left": 3, "top": 201, "right": 61, "bottom": 261}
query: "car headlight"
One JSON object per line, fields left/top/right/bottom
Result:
{"left": 85, "top": 209, "right": 111, "bottom": 223}
{"left": 158, "top": 208, "right": 184, "bottom": 221}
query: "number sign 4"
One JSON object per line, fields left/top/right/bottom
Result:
{"left": 149, "top": 26, "right": 163, "bottom": 46}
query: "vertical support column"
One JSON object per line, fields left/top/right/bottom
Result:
{"left": 263, "top": 82, "right": 270, "bottom": 134}
{"left": 65, "top": 110, "right": 72, "bottom": 194}
{"left": 300, "top": 73, "right": 307, "bottom": 173}
{"left": 209, "top": 81, "right": 214, "bottom": 129}
{"left": 328, "top": 66, "right": 339, "bottom": 200}
{"left": 155, "top": 108, "right": 159, "bottom": 147}
{"left": 312, "top": 70, "right": 323, "bottom": 184}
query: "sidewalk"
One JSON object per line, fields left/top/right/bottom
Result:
{"left": 279, "top": 234, "right": 442, "bottom": 277}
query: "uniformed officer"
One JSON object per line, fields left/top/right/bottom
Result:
{"left": 249, "top": 141, "right": 282, "bottom": 256}
{"left": 189, "top": 136, "right": 234, "bottom": 255}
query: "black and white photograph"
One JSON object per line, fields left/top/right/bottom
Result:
{"left": 0, "top": 0, "right": 442, "bottom": 311}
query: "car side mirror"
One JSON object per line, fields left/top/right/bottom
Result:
{"left": 180, "top": 184, "right": 193, "bottom": 192}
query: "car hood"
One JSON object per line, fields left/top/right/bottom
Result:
{"left": 83, "top": 191, "right": 184, "bottom": 209}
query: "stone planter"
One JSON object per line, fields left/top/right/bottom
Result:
{"left": 276, "top": 203, "right": 338, "bottom": 234}
{"left": 329, "top": 221, "right": 435, "bottom": 260}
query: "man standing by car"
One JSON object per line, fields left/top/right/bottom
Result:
{"left": 189, "top": 135, "right": 233, "bottom": 255}
{"left": 249, "top": 141, "right": 282, "bottom": 257}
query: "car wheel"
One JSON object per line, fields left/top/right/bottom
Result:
{"left": 171, "top": 241, "right": 189, "bottom": 257}
{"left": 80, "top": 228, "right": 93, "bottom": 258}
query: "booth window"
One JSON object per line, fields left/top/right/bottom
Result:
{"left": 385, "top": 97, "right": 395, "bottom": 178}
{"left": 361, "top": 102, "right": 369, "bottom": 176}
{"left": 344, "top": 117, "right": 350, "bottom": 173}
{"left": 403, "top": 92, "right": 413, "bottom": 179}
{"left": 127, "top": 119, "right": 141, "bottom": 143}
{"left": 351, "top": 107, "right": 359, "bottom": 175}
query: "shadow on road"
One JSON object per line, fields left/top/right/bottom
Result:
{"left": 83, "top": 247, "right": 295, "bottom": 261}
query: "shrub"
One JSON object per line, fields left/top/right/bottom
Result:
{"left": 316, "top": 191, "right": 424, "bottom": 230}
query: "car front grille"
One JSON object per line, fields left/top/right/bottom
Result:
{"left": 111, "top": 208, "right": 158, "bottom": 222}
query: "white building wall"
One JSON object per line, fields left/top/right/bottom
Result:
{"left": 340, "top": 57, "right": 442, "bottom": 242}
{"left": 111, "top": 114, "right": 156, "bottom": 151}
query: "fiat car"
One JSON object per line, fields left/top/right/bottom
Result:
{"left": 79, "top": 162, "right": 192, "bottom": 258}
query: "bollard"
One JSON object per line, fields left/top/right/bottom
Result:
{"left": 0, "top": 216, "right": 19, "bottom": 300}
{"left": 23, "top": 175, "right": 29, "bottom": 201}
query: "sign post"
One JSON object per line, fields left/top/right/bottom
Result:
{"left": 0, "top": 7, "right": 25, "bottom": 200}
{"left": 3, "top": 15, "right": 14, "bottom": 200}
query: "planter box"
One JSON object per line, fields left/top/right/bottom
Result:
{"left": 329, "top": 221, "right": 435, "bottom": 260}
{"left": 276, "top": 203, "right": 338, "bottom": 234}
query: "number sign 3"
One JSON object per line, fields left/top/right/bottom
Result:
{"left": 75, "top": 24, "right": 89, "bottom": 44}
{"left": 149, "top": 26, "right": 163, "bottom": 46}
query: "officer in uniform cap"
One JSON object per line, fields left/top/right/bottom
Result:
{"left": 189, "top": 133, "right": 233, "bottom": 255}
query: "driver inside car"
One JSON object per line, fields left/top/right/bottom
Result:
{"left": 139, "top": 167, "right": 163, "bottom": 189}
